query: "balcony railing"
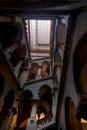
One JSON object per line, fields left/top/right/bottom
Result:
{"left": 37, "top": 114, "right": 53, "bottom": 128}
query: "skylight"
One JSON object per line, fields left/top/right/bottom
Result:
{"left": 25, "top": 19, "right": 52, "bottom": 60}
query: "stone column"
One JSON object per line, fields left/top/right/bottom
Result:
{"left": 26, "top": 100, "right": 38, "bottom": 130}
{"left": 35, "top": 67, "right": 41, "bottom": 80}
{"left": 51, "top": 91, "right": 56, "bottom": 121}
{"left": 52, "top": 86, "right": 58, "bottom": 121}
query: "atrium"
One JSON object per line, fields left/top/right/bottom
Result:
{"left": 0, "top": 0, "right": 87, "bottom": 130}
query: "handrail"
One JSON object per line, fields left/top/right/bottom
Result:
{"left": 37, "top": 114, "right": 53, "bottom": 128}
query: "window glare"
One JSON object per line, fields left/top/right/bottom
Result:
{"left": 37, "top": 20, "right": 51, "bottom": 45}
{"left": 30, "top": 20, "right": 51, "bottom": 46}
{"left": 30, "top": 20, "right": 36, "bottom": 47}
{"left": 25, "top": 19, "right": 52, "bottom": 59}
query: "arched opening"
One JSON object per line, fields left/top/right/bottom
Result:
{"left": 39, "top": 85, "right": 52, "bottom": 115}
{"left": 37, "top": 85, "right": 53, "bottom": 127}
{"left": 73, "top": 32, "right": 87, "bottom": 95}
{"left": 73, "top": 31, "right": 87, "bottom": 130}
{"left": 0, "top": 89, "right": 15, "bottom": 122}
{"left": 65, "top": 97, "right": 82, "bottom": 130}
{"left": 16, "top": 90, "right": 33, "bottom": 129}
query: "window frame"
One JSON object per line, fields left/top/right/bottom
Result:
{"left": 25, "top": 17, "right": 56, "bottom": 60}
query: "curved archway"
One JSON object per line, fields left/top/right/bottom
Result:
{"left": 39, "top": 85, "right": 52, "bottom": 114}
{"left": 17, "top": 90, "right": 33, "bottom": 128}
{"left": 73, "top": 32, "right": 87, "bottom": 95}
{"left": 19, "top": 90, "right": 33, "bottom": 98}
{"left": 65, "top": 97, "right": 82, "bottom": 130}
{"left": 0, "top": 89, "right": 15, "bottom": 122}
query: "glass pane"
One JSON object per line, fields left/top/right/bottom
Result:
{"left": 30, "top": 20, "right": 36, "bottom": 49}
{"left": 37, "top": 20, "right": 51, "bottom": 45}
{"left": 25, "top": 19, "right": 52, "bottom": 60}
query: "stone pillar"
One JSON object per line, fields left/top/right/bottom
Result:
{"left": 26, "top": 101, "right": 38, "bottom": 130}
{"left": 30, "top": 103, "right": 37, "bottom": 118}
{"left": 35, "top": 67, "right": 41, "bottom": 80}
{"left": 52, "top": 86, "right": 58, "bottom": 121}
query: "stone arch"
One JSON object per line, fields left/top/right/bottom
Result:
{"left": 73, "top": 31, "right": 87, "bottom": 95}
{"left": 17, "top": 90, "right": 33, "bottom": 128}
{"left": 18, "top": 89, "right": 33, "bottom": 98}
{"left": 0, "top": 73, "right": 4, "bottom": 98}
{"left": 65, "top": 97, "right": 82, "bottom": 130}
{"left": 39, "top": 84, "right": 52, "bottom": 114}
{"left": 0, "top": 89, "right": 15, "bottom": 122}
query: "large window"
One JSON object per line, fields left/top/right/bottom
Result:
{"left": 25, "top": 19, "right": 52, "bottom": 59}
{"left": 36, "top": 20, "right": 51, "bottom": 45}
